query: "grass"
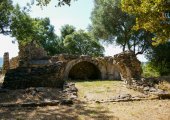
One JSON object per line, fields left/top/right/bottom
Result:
{"left": 0, "top": 80, "right": 170, "bottom": 120}
{"left": 75, "top": 80, "right": 144, "bottom": 102}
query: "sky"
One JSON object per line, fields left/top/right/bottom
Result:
{"left": 0, "top": 0, "right": 147, "bottom": 62}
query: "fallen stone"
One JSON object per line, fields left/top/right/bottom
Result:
{"left": 69, "top": 95, "right": 77, "bottom": 100}
{"left": 60, "top": 99, "right": 73, "bottom": 105}
{"left": 156, "top": 90, "right": 170, "bottom": 99}
{"left": 143, "top": 86, "right": 150, "bottom": 91}
{"left": 31, "top": 90, "right": 36, "bottom": 96}
{"left": 21, "top": 102, "right": 37, "bottom": 107}
{"left": 35, "top": 87, "right": 46, "bottom": 92}
{"left": 117, "top": 94, "right": 132, "bottom": 99}
{"left": 0, "top": 100, "right": 71, "bottom": 107}
{"left": 149, "top": 87, "right": 157, "bottom": 92}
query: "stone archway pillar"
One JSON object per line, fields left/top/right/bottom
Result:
{"left": 2, "top": 52, "right": 10, "bottom": 74}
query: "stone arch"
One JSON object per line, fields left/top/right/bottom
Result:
{"left": 112, "top": 64, "right": 122, "bottom": 80}
{"left": 114, "top": 62, "right": 132, "bottom": 82}
{"left": 105, "top": 63, "right": 121, "bottom": 80}
{"left": 64, "top": 59, "right": 104, "bottom": 80}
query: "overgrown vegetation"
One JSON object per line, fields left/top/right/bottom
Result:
{"left": 142, "top": 62, "right": 160, "bottom": 78}
{"left": 121, "top": 0, "right": 170, "bottom": 45}
{"left": 91, "top": 0, "right": 152, "bottom": 55}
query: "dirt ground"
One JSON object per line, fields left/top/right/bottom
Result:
{"left": 0, "top": 77, "right": 170, "bottom": 120}
{"left": 0, "top": 100, "right": 170, "bottom": 120}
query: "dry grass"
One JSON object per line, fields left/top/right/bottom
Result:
{"left": 75, "top": 80, "right": 145, "bottom": 102}
{"left": 0, "top": 80, "right": 170, "bottom": 120}
{"left": 157, "top": 76, "right": 170, "bottom": 93}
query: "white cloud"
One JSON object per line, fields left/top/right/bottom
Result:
{"left": 0, "top": 35, "right": 19, "bottom": 58}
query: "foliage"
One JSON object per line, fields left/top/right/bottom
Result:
{"left": 33, "top": 0, "right": 76, "bottom": 6}
{"left": 146, "top": 42, "right": 170, "bottom": 76}
{"left": 10, "top": 5, "right": 62, "bottom": 55}
{"left": 2, "top": 2, "right": 104, "bottom": 56}
{"left": 60, "top": 24, "right": 75, "bottom": 39}
{"left": 63, "top": 30, "right": 104, "bottom": 56}
{"left": 91, "top": 0, "right": 152, "bottom": 55}
{"left": 11, "top": 5, "right": 37, "bottom": 44}
{"left": 121, "top": 0, "right": 170, "bottom": 45}
{"left": 142, "top": 62, "right": 160, "bottom": 78}
{"left": 10, "top": 7, "right": 104, "bottom": 56}
{"left": 0, "top": 0, "right": 13, "bottom": 35}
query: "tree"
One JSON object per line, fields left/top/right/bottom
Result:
{"left": 32, "top": 0, "right": 76, "bottom": 6}
{"left": 11, "top": 5, "right": 37, "bottom": 44}
{"left": 10, "top": 5, "right": 62, "bottom": 55}
{"left": 121, "top": 0, "right": 170, "bottom": 45}
{"left": 146, "top": 42, "right": 170, "bottom": 76}
{"left": 91, "top": 0, "right": 152, "bottom": 55}
{"left": 142, "top": 62, "right": 160, "bottom": 77}
{"left": 0, "top": 0, "right": 13, "bottom": 35}
{"left": 63, "top": 30, "right": 104, "bottom": 56}
{"left": 60, "top": 24, "right": 75, "bottom": 39}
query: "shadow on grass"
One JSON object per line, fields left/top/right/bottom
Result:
{"left": 0, "top": 101, "right": 119, "bottom": 120}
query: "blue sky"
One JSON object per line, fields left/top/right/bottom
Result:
{"left": 0, "top": 0, "right": 147, "bottom": 62}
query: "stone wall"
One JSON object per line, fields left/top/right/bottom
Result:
{"left": 2, "top": 52, "right": 10, "bottom": 74}
{"left": 2, "top": 62, "right": 65, "bottom": 89}
{"left": 18, "top": 41, "right": 48, "bottom": 67}
{"left": 10, "top": 56, "right": 19, "bottom": 69}
{"left": 113, "top": 51, "right": 142, "bottom": 82}
{"left": 62, "top": 51, "right": 142, "bottom": 82}
{"left": 3, "top": 48, "right": 142, "bottom": 89}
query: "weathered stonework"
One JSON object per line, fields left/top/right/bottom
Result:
{"left": 2, "top": 52, "right": 10, "bottom": 74}
{"left": 18, "top": 41, "right": 48, "bottom": 67}
{"left": 10, "top": 56, "right": 19, "bottom": 69}
{"left": 2, "top": 42, "right": 142, "bottom": 89}
{"left": 2, "top": 62, "right": 65, "bottom": 89}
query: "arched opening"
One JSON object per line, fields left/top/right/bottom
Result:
{"left": 68, "top": 61, "right": 101, "bottom": 80}
{"left": 113, "top": 70, "right": 121, "bottom": 80}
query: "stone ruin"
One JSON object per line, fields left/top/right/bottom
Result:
{"left": 2, "top": 42, "right": 142, "bottom": 89}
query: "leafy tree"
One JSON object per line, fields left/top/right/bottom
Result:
{"left": 128, "top": 29, "right": 153, "bottom": 55}
{"left": 32, "top": 0, "right": 76, "bottom": 6}
{"left": 60, "top": 24, "right": 75, "bottom": 39}
{"left": 146, "top": 42, "right": 170, "bottom": 76}
{"left": 121, "top": 0, "right": 170, "bottom": 45}
{"left": 0, "top": 0, "right": 13, "bottom": 35}
{"left": 10, "top": 6, "right": 103, "bottom": 56}
{"left": 63, "top": 30, "right": 104, "bottom": 56}
{"left": 142, "top": 62, "right": 160, "bottom": 77}
{"left": 10, "top": 5, "right": 62, "bottom": 55}
{"left": 11, "top": 5, "right": 37, "bottom": 44}
{"left": 91, "top": 0, "right": 152, "bottom": 55}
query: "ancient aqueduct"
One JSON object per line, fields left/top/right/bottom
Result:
{"left": 1, "top": 42, "right": 142, "bottom": 89}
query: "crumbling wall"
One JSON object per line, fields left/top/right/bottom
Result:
{"left": 10, "top": 56, "right": 19, "bottom": 69}
{"left": 2, "top": 46, "right": 142, "bottom": 89}
{"left": 2, "top": 62, "right": 65, "bottom": 89}
{"left": 113, "top": 51, "right": 142, "bottom": 83}
{"left": 2, "top": 52, "right": 10, "bottom": 74}
{"left": 18, "top": 41, "right": 48, "bottom": 67}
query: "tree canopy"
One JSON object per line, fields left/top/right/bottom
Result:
{"left": 33, "top": 0, "right": 75, "bottom": 6}
{"left": 91, "top": 0, "right": 152, "bottom": 55}
{"left": 63, "top": 30, "right": 104, "bottom": 56}
{"left": 11, "top": 5, "right": 56, "bottom": 45}
{"left": 146, "top": 42, "right": 170, "bottom": 76}
{"left": 60, "top": 24, "right": 75, "bottom": 39}
{"left": 0, "top": 0, "right": 13, "bottom": 35}
{"left": 121, "top": 0, "right": 170, "bottom": 45}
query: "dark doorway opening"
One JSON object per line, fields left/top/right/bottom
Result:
{"left": 68, "top": 61, "right": 101, "bottom": 80}
{"left": 113, "top": 70, "right": 121, "bottom": 80}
